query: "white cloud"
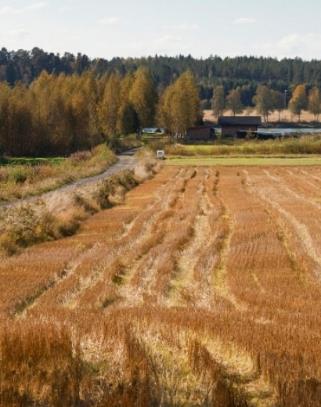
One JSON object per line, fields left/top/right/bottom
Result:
{"left": 155, "top": 34, "right": 182, "bottom": 45}
{"left": 8, "top": 28, "right": 30, "bottom": 40}
{"left": 0, "top": 6, "right": 18, "bottom": 15}
{"left": 0, "top": 2, "right": 47, "bottom": 16}
{"left": 128, "top": 34, "right": 191, "bottom": 56}
{"left": 99, "top": 17, "right": 120, "bottom": 25}
{"left": 27, "top": 2, "right": 47, "bottom": 11}
{"left": 163, "top": 23, "right": 200, "bottom": 31}
{"left": 259, "top": 33, "right": 321, "bottom": 59}
{"left": 233, "top": 17, "right": 256, "bottom": 25}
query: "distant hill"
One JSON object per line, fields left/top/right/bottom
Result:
{"left": 2, "top": 48, "right": 321, "bottom": 103}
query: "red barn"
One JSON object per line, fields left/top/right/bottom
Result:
{"left": 185, "top": 126, "right": 216, "bottom": 141}
{"left": 218, "top": 116, "right": 262, "bottom": 138}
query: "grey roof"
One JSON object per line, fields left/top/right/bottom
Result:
{"left": 218, "top": 116, "right": 262, "bottom": 126}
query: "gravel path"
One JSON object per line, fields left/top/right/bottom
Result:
{"left": 1, "top": 151, "right": 138, "bottom": 213}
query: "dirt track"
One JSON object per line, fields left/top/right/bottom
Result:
{"left": 0, "top": 152, "right": 138, "bottom": 214}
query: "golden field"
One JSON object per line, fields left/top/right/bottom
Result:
{"left": 1, "top": 166, "right": 321, "bottom": 406}
{"left": 203, "top": 109, "right": 319, "bottom": 123}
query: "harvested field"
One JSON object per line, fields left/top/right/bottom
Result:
{"left": 203, "top": 108, "right": 319, "bottom": 123}
{"left": 1, "top": 166, "right": 321, "bottom": 406}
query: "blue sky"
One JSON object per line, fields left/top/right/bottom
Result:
{"left": 0, "top": 0, "right": 320, "bottom": 60}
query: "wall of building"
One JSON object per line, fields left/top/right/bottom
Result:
{"left": 186, "top": 128, "right": 215, "bottom": 141}
{"left": 221, "top": 126, "right": 258, "bottom": 137}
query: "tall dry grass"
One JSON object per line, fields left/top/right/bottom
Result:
{"left": 0, "top": 144, "right": 116, "bottom": 202}
{"left": 0, "top": 154, "right": 160, "bottom": 256}
{"left": 166, "top": 135, "right": 321, "bottom": 156}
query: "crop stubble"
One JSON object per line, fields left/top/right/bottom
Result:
{"left": 1, "top": 166, "right": 321, "bottom": 406}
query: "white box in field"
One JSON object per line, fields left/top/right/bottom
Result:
{"left": 156, "top": 150, "right": 166, "bottom": 160}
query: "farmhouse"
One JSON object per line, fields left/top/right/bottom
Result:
{"left": 185, "top": 126, "right": 216, "bottom": 141}
{"left": 218, "top": 116, "right": 262, "bottom": 138}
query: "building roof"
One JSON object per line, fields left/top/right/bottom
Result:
{"left": 218, "top": 116, "right": 262, "bottom": 126}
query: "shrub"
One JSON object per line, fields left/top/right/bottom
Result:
{"left": 11, "top": 167, "right": 28, "bottom": 184}
{"left": 95, "top": 170, "right": 143, "bottom": 209}
{"left": 1, "top": 204, "right": 56, "bottom": 252}
{"left": 70, "top": 150, "right": 92, "bottom": 163}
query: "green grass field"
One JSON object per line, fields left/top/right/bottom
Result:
{"left": 167, "top": 156, "right": 321, "bottom": 166}
{"left": 0, "top": 157, "right": 65, "bottom": 166}
{"left": 165, "top": 136, "right": 321, "bottom": 156}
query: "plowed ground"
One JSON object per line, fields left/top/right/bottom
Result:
{"left": 1, "top": 166, "right": 321, "bottom": 407}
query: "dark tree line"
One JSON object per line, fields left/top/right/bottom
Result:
{"left": 3, "top": 48, "right": 321, "bottom": 103}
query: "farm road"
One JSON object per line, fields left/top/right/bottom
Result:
{"left": 1, "top": 150, "right": 138, "bottom": 214}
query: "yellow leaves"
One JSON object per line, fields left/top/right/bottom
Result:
{"left": 129, "top": 67, "right": 157, "bottom": 128}
{"left": 308, "top": 87, "right": 321, "bottom": 118}
{"left": 157, "top": 71, "right": 200, "bottom": 135}
{"left": 289, "top": 84, "right": 308, "bottom": 118}
{"left": 98, "top": 73, "right": 121, "bottom": 136}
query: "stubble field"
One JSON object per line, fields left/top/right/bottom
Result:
{"left": 1, "top": 165, "right": 321, "bottom": 406}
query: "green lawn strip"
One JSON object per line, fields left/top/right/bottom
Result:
{"left": 166, "top": 156, "right": 321, "bottom": 166}
{"left": 1, "top": 157, "right": 65, "bottom": 166}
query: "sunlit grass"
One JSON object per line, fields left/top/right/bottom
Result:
{"left": 0, "top": 145, "right": 116, "bottom": 202}
{"left": 167, "top": 156, "right": 321, "bottom": 166}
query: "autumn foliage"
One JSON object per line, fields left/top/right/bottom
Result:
{"left": 0, "top": 68, "right": 159, "bottom": 157}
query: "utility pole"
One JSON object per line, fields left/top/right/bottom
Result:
{"left": 284, "top": 90, "right": 288, "bottom": 108}
{"left": 284, "top": 90, "right": 288, "bottom": 121}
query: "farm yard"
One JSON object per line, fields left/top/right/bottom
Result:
{"left": 1, "top": 165, "right": 321, "bottom": 406}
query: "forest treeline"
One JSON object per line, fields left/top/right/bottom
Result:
{"left": 0, "top": 68, "right": 200, "bottom": 156}
{"left": 213, "top": 83, "right": 321, "bottom": 122}
{"left": 3, "top": 47, "right": 321, "bottom": 103}
{"left": 1, "top": 62, "right": 320, "bottom": 156}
